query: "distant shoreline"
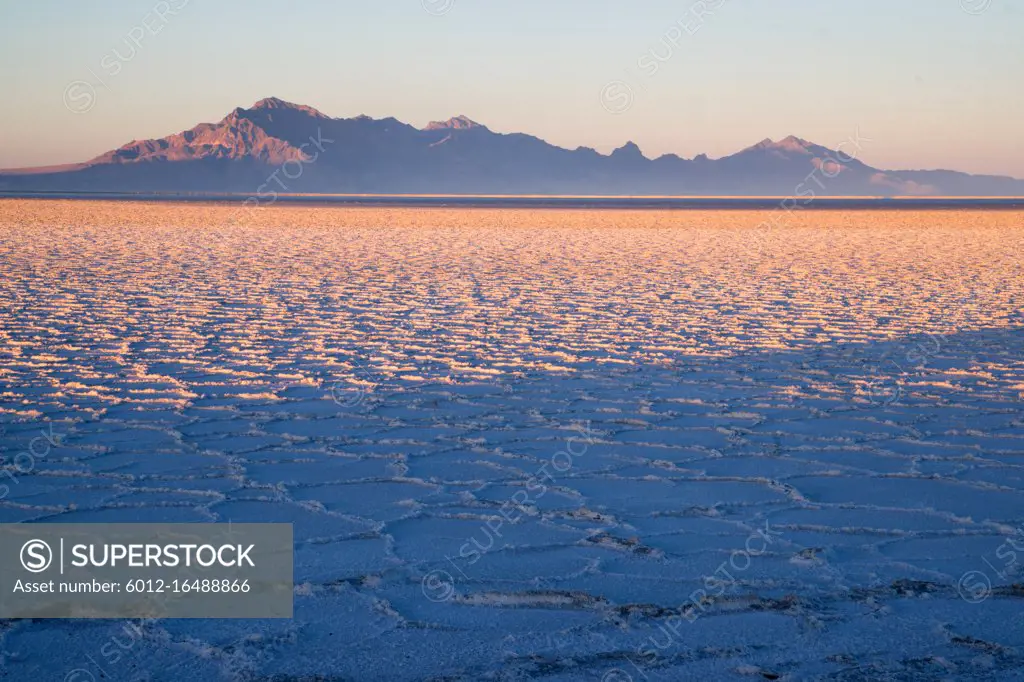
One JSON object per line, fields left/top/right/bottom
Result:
{"left": 2, "top": 192, "right": 1023, "bottom": 210}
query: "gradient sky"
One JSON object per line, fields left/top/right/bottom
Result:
{"left": 2, "top": 0, "right": 1022, "bottom": 177}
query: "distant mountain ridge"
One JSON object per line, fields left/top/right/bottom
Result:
{"left": 2, "top": 97, "right": 1022, "bottom": 196}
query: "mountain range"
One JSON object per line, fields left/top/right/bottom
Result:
{"left": 2, "top": 97, "right": 1022, "bottom": 196}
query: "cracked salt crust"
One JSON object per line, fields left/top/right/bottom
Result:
{"left": 0, "top": 200, "right": 1023, "bottom": 680}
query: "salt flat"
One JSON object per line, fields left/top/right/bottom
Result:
{"left": 1, "top": 200, "right": 1023, "bottom": 681}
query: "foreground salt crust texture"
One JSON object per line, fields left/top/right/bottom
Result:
{"left": 1, "top": 200, "right": 1023, "bottom": 681}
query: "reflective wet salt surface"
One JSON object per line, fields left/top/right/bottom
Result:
{"left": 1, "top": 200, "right": 1023, "bottom": 680}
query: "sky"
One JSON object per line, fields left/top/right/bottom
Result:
{"left": 1, "top": 0, "right": 1022, "bottom": 177}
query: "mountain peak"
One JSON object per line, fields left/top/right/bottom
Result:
{"left": 424, "top": 115, "right": 486, "bottom": 131}
{"left": 776, "top": 134, "right": 812, "bottom": 150}
{"left": 611, "top": 141, "right": 646, "bottom": 160}
{"left": 249, "top": 97, "right": 328, "bottom": 118}
{"left": 743, "top": 135, "right": 815, "bottom": 154}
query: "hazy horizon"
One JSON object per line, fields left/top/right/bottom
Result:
{"left": 2, "top": 0, "right": 1022, "bottom": 176}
